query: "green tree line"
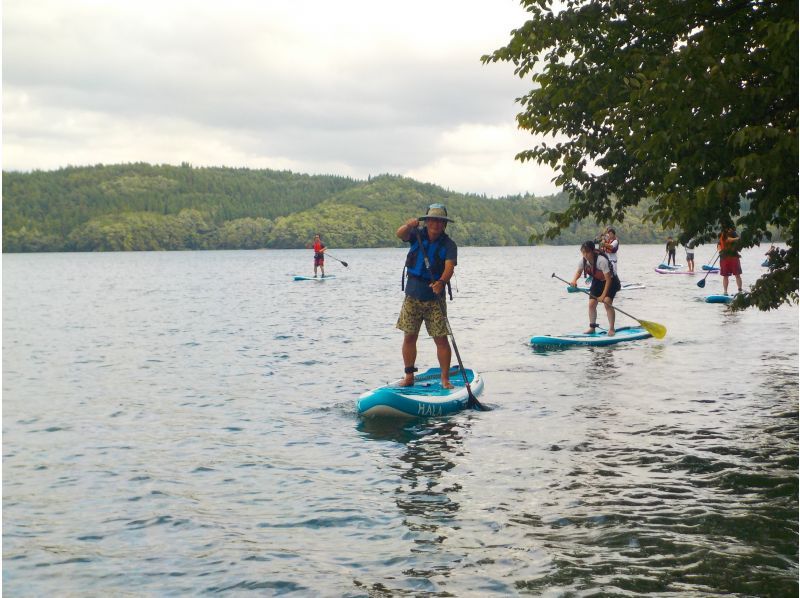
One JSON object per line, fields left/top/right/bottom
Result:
{"left": 3, "top": 163, "right": 683, "bottom": 252}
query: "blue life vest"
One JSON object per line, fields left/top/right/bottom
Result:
{"left": 401, "top": 230, "right": 454, "bottom": 300}
{"left": 405, "top": 231, "right": 449, "bottom": 280}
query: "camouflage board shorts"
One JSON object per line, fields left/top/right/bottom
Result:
{"left": 396, "top": 296, "right": 449, "bottom": 338}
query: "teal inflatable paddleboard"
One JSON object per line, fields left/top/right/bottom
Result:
{"left": 293, "top": 274, "right": 336, "bottom": 281}
{"left": 566, "top": 282, "right": 645, "bottom": 293}
{"left": 530, "top": 325, "right": 652, "bottom": 348}
{"left": 705, "top": 294, "right": 734, "bottom": 304}
{"left": 701, "top": 264, "right": 720, "bottom": 271}
{"left": 356, "top": 367, "right": 485, "bottom": 418}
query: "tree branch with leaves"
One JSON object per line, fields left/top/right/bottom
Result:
{"left": 483, "top": 0, "right": 797, "bottom": 309}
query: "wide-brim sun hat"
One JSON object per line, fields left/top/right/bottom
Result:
{"left": 418, "top": 203, "right": 454, "bottom": 223}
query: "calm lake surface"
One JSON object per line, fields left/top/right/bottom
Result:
{"left": 3, "top": 245, "right": 798, "bottom": 596}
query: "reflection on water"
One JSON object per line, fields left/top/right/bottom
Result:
{"left": 357, "top": 418, "right": 466, "bottom": 593}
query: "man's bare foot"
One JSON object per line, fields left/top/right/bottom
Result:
{"left": 584, "top": 327, "right": 597, "bottom": 334}
{"left": 399, "top": 374, "right": 414, "bottom": 387}
{"left": 441, "top": 379, "right": 454, "bottom": 390}
{"left": 607, "top": 329, "right": 616, "bottom": 337}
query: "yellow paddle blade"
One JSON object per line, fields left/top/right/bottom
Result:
{"left": 639, "top": 319, "right": 667, "bottom": 339}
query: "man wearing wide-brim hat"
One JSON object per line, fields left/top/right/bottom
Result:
{"left": 395, "top": 203, "right": 458, "bottom": 389}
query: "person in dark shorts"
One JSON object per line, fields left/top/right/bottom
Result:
{"left": 570, "top": 240, "right": 621, "bottom": 336}
{"left": 312, "top": 234, "right": 326, "bottom": 278}
{"left": 683, "top": 236, "right": 697, "bottom": 272}
{"left": 396, "top": 204, "right": 458, "bottom": 389}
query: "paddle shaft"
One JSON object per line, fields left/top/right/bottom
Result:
{"left": 553, "top": 273, "right": 641, "bottom": 324}
{"left": 697, "top": 253, "right": 720, "bottom": 287}
{"left": 325, "top": 252, "right": 348, "bottom": 267}
{"left": 413, "top": 228, "right": 486, "bottom": 410}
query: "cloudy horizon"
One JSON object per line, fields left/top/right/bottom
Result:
{"left": 2, "top": 0, "right": 561, "bottom": 198}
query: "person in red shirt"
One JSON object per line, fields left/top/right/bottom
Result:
{"left": 312, "top": 234, "right": 326, "bottom": 278}
{"left": 717, "top": 228, "right": 743, "bottom": 294}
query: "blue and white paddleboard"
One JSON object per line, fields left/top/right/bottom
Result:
{"left": 566, "top": 282, "right": 645, "bottom": 293}
{"left": 293, "top": 274, "right": 336, "bottom": 281}
{"left": 356, "top": 367, "right": 485, "bottom": 418}
{"left": 705, "top": 294, "right": 734, "bottom": 304}
{"left": 530, "top": 325, "right": 652, "bottom": 348}
{"left": 657, "top": 263, "right": 683, "bottom": 270}
{"left": 702, "top": 264, "right": 720, "bottom": 271}
{"left": 654, "top": 267, "right": 698, "bottom": 275}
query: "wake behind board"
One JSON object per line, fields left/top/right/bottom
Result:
{"left": 293, "top": 274, "right": 336, "bottom": 281}
{"left": 705, "top": 294, "right": 735, "bottom": 304}
{"left": 357, "top": 367, "right": 484, "bottom": 418}
{"left": 530, "top": 325, "right": 652, "bottom": 348}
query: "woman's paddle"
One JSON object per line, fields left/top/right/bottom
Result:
{"left": 414, "top": 228, "right": 488, "bottom": 411}
{"left": 697, "top": 253, "right": 720, "bottom": 288}
{"left": 325, "top": 252, "right": 348, "bottom": 267}
{"left": 552, "top": 273, "right": 667, "bottom": 339}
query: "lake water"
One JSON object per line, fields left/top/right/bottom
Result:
{"left": 3, "top": 245, "right": 797, "bottom": 596}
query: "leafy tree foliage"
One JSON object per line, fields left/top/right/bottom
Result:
{"left": 482, "top": 0, "right": 798, "bottom": 309}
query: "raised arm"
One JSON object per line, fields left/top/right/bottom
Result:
{"left": 396, "top": 218, "right": 420, "bottom": 241}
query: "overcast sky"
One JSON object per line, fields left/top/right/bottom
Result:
{"left": 2, "top": 0, "right": 559, "bottom": 197}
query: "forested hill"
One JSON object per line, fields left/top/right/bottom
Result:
{"left": 2, "top": 163, "right": 674, "bottom": 252}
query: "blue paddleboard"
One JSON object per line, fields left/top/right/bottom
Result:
{"left": 293, "top": 274, "right": 336, "bottom": 281}
{"left": 530, "top": 325, "right": 652, "bottom": 348}
{"left": 356, "top": 367, "right": 485, "bottom": 418}
{"left": 566, "top": 282, "right": 645, "bottom": 293}
{"left": 702, "top": 264, "right": 720, "bottom": 271}
{"left": 657, "top": 263, "right": 683, "bottom": 270}
{"left": 705, "top": 294, "right": 734, "bottom": 304}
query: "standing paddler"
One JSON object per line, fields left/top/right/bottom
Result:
{"left": 312, "top": 233, "right": 326, "bottom": 278}
{"left": 570, "top": 240, "right": 621, "bottom": 336}
{"left": 395, "top": 203, "right": 458, "bottom": 389}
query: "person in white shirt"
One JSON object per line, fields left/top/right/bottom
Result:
{"left": 601, "top": 227, "right": 619, "bottom": 280}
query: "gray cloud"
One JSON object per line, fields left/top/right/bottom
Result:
{"left": 2, "top": 0, "right": 557, "bottom": 196}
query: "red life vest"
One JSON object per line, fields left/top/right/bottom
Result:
{"left": 583, "top": 251, "right": 615, "bottom": 281}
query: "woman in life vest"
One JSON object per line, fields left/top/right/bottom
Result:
{"left": 570, "top": 240, "right": 621, "bottom": 336}
{"left": 395, "top": 204, "right": 458, "bottom": 389}
{"left": 312, "top": 233, "right": 326, "bottom": 278}
{"left": 717, "top": 227, "right": 743, "bottom": 294}
{"left": 601, "top": 227, "right": 620, "bottom": 279}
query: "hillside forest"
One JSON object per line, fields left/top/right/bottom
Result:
{"left": 3, "top": 163, "right": 685, "bottom": 252}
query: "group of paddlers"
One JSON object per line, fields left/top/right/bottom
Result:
{"left": 310, "top": 205, "right": 746, "bottom": 389}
